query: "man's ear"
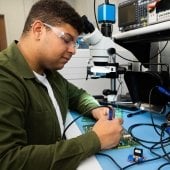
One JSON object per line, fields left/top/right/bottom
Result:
{"left": 31, "top": 20, "right": 43, "bottom": 40}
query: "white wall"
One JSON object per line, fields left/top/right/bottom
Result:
{"left": 0, "top": 0, "right": 37, "bottom": 44}
{"left": 0, "top": 0, "right": 74, "bottom": 44}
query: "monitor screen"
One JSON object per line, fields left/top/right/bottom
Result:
{"left": 118, "top": 2, "right": 136, "bottom": 27}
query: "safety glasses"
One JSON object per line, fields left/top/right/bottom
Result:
{"left": 43, "top": 23, "right": 79, "bottom": 49}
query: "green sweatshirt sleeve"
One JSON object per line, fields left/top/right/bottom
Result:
{"left": 0, "top": 127, "right": 100, "bottom": 170}
{"left": 66, "top": 78, "right": 100, "bottom": 115}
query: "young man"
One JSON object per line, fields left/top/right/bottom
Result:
{"left": 0, "top": 0, "right": 123, "bottom": 169}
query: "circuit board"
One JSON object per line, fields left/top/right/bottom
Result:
{"left": 82, "top": 124, "right": 138, "bottom": 149}
{"left": 118, "top": 128, "right": 138, "bottom": 149}
{"left": 82, "top": 108, "right": 138, "bottom": 149}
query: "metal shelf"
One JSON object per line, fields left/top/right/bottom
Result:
{"left": 112, "top": 21, "right": 170, "bottom": 68}
{"left": 113, "top": 21, "right": 170, "bottom": 43}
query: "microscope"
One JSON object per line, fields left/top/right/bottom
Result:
{"left": 81, "top": 1, "right": 128, "bottom": 102}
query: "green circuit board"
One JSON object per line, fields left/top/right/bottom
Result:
{"left": 82, "top": 124, "right": 138, "bottom": 149}
{"left": 82, "top": 108, "right": 138, "bottom": 149}
{"left": 118, "top": 128, "right": 138, "bottom": 149}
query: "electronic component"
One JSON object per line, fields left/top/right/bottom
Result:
{"left": 115, "top": 108, "right": 123, "bottom": 119}
{"left": 118, "top": 0, "right": 170, "bottom": 32}
{"left": 134, "top": 147, "right": 143, "bottom": 157}
{"left": 156, "top": 86, "right": 170, "bottom": 98}
{"left": 118, "top": 0, "right": 150, "bottom": 31}
{"left": 165, "top": 127, "right": 170, "bottom": 135}
{"left": 98, "top": 3, "right": 115, "bottom": 24}
{"left": 83, "top": 124, "right": 94, "bottom": 133}
{"left": 128, "top": 147, "right": 145, "bottom": 163}
{"left": 118, "top": 129, "right": 138, "bottom": 149}
{"left": 83, "top": 125, "right": 138, "bottom": 148}
{"left": 108, "top": 107, "right": 115, "bottom": 120}
{"left": 98, "top": 2, "right": 116, "bottom": 37}
{"left": 82, "top": 108, "right": 137, "bottom": 149}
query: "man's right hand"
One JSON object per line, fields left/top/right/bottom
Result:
{"left": 92, "top": 118, "right": 123, "bottom": 150}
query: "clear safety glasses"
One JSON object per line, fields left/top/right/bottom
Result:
{"left": 43, "top": 23, "right": 79, "bottom": 49}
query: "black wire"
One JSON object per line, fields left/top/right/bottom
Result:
{"left": 159, "top": 41, "right": 169, "bottom": 64}
{"left": 62, "top": 105, "right": 113, "bottom": 139}
{"left": 150, "top": 41, "right": 168, "bottom": 60}
{"left": 148, "top": 86, "right": 164, "bottom": 136}
{"left": 117, "top": 76, "right": 123, "bottom": 96}
{"left": 158, "top": 163, "right": 170, "bottom": 170}
{"left": 63, "top": 88, "right": 170, "bottom": 169}
{"left": 149, "top": 128, "right": 170, "bottom": 162}
{"left": 124, "top": 128, "right": 170, "bottom": 169}
{"left": 62, "top": 107, "right": 95, "bottom": 139}
{"left": 116, "top": 52, "right": 139, "bottom": 62}
{"left": 115, "top": 41, "right": 168, "bottom": 63}
{"left": 160, "top": 127, "right": 170, "bottom": 161}
{"left": 128, "top": 122, "right": 170, "bottom": 157}
{"left": 97, "top": 152, "right": 123, "bottom": 170}
{"left": 122, "top": 83, "right": 170, "bottom": 169}
{"left": 63, "top": 105, "right": 125, "bottom": 169}
{"left": 115, "top": 84, "right": 170, "bottom": 169}
{"left": 150, "top": 137, "right": 170, "bottom": 160}
{"left": 119, "top": 85, "right": 170, "bottom": 168}
{"left": 123, "top": 130, "right": 170, "bottom": 169}
{"left": 62, "top": 113, "right": 83, "bottom": 139}
{"left": 122, "top": 156, "right": 162, "bottom": 170}
{"left": 128, "top": 123, "right": 163, "bottom": 145}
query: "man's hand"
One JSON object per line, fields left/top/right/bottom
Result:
{"left": 92, "top": 118, "right": 123, "bottom": 150}
{"left": 91, "top": 106, "right": 123, "bottom": 150}
{"left": 91, "top": 106, "right": 113, "bottom": 120}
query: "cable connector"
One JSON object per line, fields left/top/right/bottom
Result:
{"left": 156, "top": 86, "right": 170, "bottom": 97}
{"left": 128, "top": 148, "right": 145, "bottom": 163}
{"left": 165, "top": 127, "right": 170, "bottom": 135}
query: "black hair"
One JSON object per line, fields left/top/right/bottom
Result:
{"left": 23, "top": 0, "right": 83, "bottom": 34}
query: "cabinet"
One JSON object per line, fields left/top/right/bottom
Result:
{"left": 0, "top": 15, "right": 7, "bottom": 51}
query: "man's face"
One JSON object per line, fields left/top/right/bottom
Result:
{"left": 38, "top": 22, "right": 79, "bottom": 71}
